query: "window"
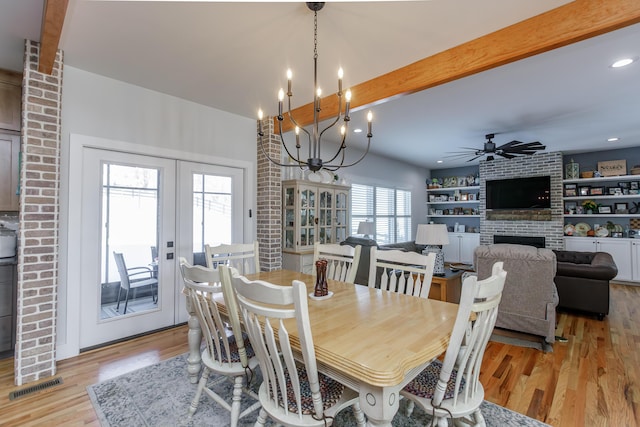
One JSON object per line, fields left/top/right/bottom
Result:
{"left": 192, "top": 173, "right": 233, "bottom": 252}
{"left": 351, "top": 183, "right": 411, "bottom": 244}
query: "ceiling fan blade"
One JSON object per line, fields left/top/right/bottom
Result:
{"left": 498, "top": 152, "right": 516, "bottom": 159}
{"left": 466, "top": 153, "right": 486, "bottom": 162}
{"left": 499, "top": 140, "right": 545, "bottom": 151}
{"left": 496, "top": 140, "right": 520, "bottom": 150}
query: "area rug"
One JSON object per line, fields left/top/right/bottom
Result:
{"left": 87, "top": 353, "right": 551, "bottom": 427}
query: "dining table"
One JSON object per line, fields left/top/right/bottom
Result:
{"left": 184, "top": 269, "right": 459, "bottom": 427}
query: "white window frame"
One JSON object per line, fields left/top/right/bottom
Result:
{"left": 351, "top": 183, "right": 411, "bottom": 244}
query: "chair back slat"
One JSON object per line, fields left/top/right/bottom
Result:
{"left": 313, "top": 242, "right": 361, "bottom": 284}
{"left": 369, "top": 247, "right": 436, "bottom": 299}
{"left": 205, "top": 241, "right": 260, "bottom": 274}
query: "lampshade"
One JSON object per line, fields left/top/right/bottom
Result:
{"left": 357, "top": 221, "right": 375, "bottom": 236}
{"left": 415, "top": 223, "right": 450, "bottom": 246}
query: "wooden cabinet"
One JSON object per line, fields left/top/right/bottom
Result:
{"left": 282, "top": 180, "right": 350, "bottom": 273}
{"left": 0, "top": 133, "right": 20, "bottom": 211}
{"left": 0, "top": 69, "right": 22, "bottom": 132}
{"left": 442, "top": 232, "right": 479, "bottom": 265}
{"left": 564, "top": 236, "right": 633, "bottom": 281}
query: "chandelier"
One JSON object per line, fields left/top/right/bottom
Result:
{"left": 257, "top": 2, "right": 373, "bottom": 173}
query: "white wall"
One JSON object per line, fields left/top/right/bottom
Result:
{"left": 57, "top": 66, "right": 257, "bottom": 359}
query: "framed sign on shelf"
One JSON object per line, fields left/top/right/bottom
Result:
{"left": 564, "top": 183, "right": 577, "bottom": 197}
{"left": 598, "top": 205, "right": 612, "bottom": 214}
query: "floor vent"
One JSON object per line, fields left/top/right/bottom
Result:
{"left": 9, "top": 377, "right": 63, "bottom": 400}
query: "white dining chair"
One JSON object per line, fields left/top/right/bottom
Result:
{"left": 313, "top": 241, "right": 362, "bottom": 284}
{"left": 204, "top": 241, "right": 260, "bottom": 274}
{"left": 179, "top": 259, "right": 261, "bottom": 426}
{"left": 228, "top": 269, "right": 367, "bottom": 427}
{"left": 400, "top": 262, "right": 507, "bottom": 426}
{"left": 368, "top": 247, "right": 436, "bottom": 298}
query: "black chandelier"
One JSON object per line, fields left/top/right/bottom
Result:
{"left": 257, "top": 2, "right": 373, "bottom": 173}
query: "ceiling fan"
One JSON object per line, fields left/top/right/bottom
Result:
{"left": 447, "top": 133, "right": 546, "bottom": 162}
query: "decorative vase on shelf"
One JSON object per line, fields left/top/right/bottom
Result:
{"left": 587, "top": 209, "right": 593, "bottom": 215}
{"left": 565, "top": 159, "right": 579, "bottom": 179}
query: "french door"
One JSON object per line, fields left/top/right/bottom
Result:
{"left": 78, "top": 149, "right": 245, "bottom": 348}
{"left": 79, "top": 149, "right": 176, "bottom": 348}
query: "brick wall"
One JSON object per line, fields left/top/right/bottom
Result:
{"left": 256, "top": 117, "right": 282, "bottom": 271}
{"left": 14, "top": 40, "right": 63, "bottom": 385}
{"left": 479, "top": 152, "right": 564, "bottom": 250}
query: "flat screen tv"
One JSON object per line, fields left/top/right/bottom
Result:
{"left": 486, "top": 176, "right": 551, "bottom": 210}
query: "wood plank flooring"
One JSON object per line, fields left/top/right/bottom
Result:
{"left": 0, "top": 283, "right": 638, "bottom": 426}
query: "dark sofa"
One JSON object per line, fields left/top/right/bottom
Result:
{"left": 553, "top": 250, "right": 618, "bottom": 320}
{"left": 340, "top": 237, "right": 423, "bottom": 286}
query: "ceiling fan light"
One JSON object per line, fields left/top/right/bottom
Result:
{"left": 607, "top": 137, "right": 619, "bottom": 142}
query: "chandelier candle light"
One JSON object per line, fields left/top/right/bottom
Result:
{"left": 257, "top": 2, "right": 373, "bottom": 173}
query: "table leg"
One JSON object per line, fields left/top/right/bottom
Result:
{"left": 185, "top": 296, "right": 202, "bottom": 384}
{"left": 359, "top": 384, "right": 401, "bottom": 427}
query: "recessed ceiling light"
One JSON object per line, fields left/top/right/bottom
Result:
{"left": 607, "top": 137, "right": 619, "bottom": 142}
{"left": 436, "top": 160, "right": 443, "bottom": 164}
{"left": 611, "top": 58, "right": 635, "bottom": 68}
{"left": 353, "top": 128, "right": 362, "bottom": 133}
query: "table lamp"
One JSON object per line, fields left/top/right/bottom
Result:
{"left": 357, "top": 221, "right": 375, "bottom": 239}
{"left": 415, "top": 223, "right": 450, "bottom": 276}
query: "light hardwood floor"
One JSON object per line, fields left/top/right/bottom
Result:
{"left": 0, "top": 283, "right": 638, "bottom": 426}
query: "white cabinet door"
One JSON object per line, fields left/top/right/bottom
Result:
{"left": 442, "top": 233, "right": 461, "bottom": 263}
{"left": 632, "top": 241, "right": 640, "bottom": 281}
{"left": 597, "top": 239, "right": 632, "bottom": 281}
{"left": 459, "top": 233, "right": 480, "bottom": 265}
{"left": 564, "top": 237, "right": 596, "bottom": 252}
{"left": 443, "top": 233, "right": 479, "bottom": 264}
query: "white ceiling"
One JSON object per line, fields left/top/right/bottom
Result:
{"left": 1, "top": 0, "right": 639, "bottom": 169}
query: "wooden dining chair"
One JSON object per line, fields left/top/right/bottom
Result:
{"left": 368, "top": 247, "right": 436, "bottom": 298}
{"left": 179, "top": 259, "right": 261, "bottom": 426}
{"left": 204, "top": 241, "right": 260, "bottom": 274}
{"left": 400, "top": 262, "right": 507, "bottom": 426}
{"left": 228, "top": 269, "right": 367, "bottom": 427}
{"left": 313, "top": 241, "right": 362, "bottom": 284}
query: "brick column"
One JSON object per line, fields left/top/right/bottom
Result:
{"left": 14, "top": 40, "right": 63, "bottom": 385}
{"left": 256, "top": 117, "right": 282, "bottom": 271}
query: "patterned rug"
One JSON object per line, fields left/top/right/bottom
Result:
{"left": 87, "top": 353, "right": 551, "bottom": 427}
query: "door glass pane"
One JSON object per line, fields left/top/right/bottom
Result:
{"left": 192, "top": 173, "right": 232, "bottom": 254}
{"left": 100, "top": 163, "right": 159, "bottom": 320}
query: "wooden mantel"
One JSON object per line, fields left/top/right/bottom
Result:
{"left": 277, "top": 0, "right": 640, "bottom": 132}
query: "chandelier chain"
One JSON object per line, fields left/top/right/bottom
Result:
{"left": 313, "top": 10, "right": 318, "bottom": 60}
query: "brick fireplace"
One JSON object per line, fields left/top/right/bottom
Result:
{"left": 479, "top": 152, "right": 564, "bottom": 250}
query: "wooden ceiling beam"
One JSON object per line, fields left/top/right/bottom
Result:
{"left": 277, "top": 0, "right": 640, "bottom": 133}
{"left": 38, "top": 0, "right": 69, "bottom": 75}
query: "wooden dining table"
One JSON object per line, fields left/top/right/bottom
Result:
{"left": 184, "top": 269, "right": 459, "bottom": 427}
